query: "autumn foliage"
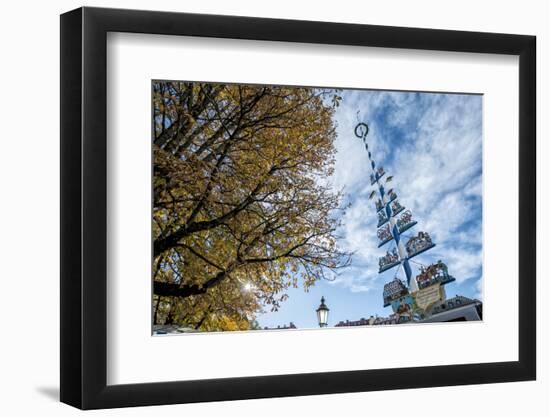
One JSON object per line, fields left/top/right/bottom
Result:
{"left": 152, "top": 81, "right": 349, "bottom": 330}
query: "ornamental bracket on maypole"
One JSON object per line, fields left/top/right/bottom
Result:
{"left": 354, "top": 122, "right": 369, "bottom": 141}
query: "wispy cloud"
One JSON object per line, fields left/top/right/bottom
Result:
{"left": 330, "top": 90, "right": 483, "bottom": 298}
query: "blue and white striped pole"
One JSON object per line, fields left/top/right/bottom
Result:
{"left": 355, "top": 123, "right": 418, "bottom": 292}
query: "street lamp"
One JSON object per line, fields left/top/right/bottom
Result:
{"left": 316, "top": 296, "right": 330, "bottom": 328}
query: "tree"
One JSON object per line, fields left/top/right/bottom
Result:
{"left": 152, "top": 81, "right": 349, "bottom": 330}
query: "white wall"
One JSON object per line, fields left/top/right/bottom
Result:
{"left": 0, "top": 0, "right": 545, "bottom": 415}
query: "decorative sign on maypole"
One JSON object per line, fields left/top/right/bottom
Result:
{"left": 354, "top": 122, "right": 456, "bottom": 321}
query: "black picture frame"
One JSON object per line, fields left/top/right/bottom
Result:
{"left": 60, "top": 6, "right": 536, "bottom": 410}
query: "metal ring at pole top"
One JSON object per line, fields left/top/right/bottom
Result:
{"left": 354, "top": 122, "right": 369, "bottom": 140}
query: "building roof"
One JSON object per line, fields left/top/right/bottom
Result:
{"left": 335, "top": 314, "right": 400, "bottom": 327}
{"left": 262, "top": 322, "right": 297, "bottom": 330}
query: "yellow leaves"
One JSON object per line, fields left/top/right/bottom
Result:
{"left": 152, "top": 81, "right": 350, "bottom": 331}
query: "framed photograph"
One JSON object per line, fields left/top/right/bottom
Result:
{"left": 60, "top": 6, "right": 536, "bottom": 409}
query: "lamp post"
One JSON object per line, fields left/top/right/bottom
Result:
{"left": 316, "top": 296, "right": 330, "bottom": 328}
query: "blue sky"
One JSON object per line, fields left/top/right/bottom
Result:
{"left": 256, "top": 89, "right": 483, "bottom": 329}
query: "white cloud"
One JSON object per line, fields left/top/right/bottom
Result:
{"left": 327, "top": 266, "right": 379, "bottom": 293}
{"left": 329, "top": 90, "right": 483, "bottom": 294}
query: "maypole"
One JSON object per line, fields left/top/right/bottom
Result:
{"left": 354, "top": 122, "right": 456, "bottom": 321}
